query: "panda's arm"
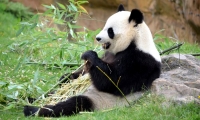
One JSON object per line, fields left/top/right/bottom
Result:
{"left": 58, "top": 68, "right": 86, "bottom": 83}
{"left": 81, "top": 50, "right": 119, "bottom": 91}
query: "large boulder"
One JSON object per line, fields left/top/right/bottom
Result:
{"left": 152, "top": 54, "right": 200, "bottom": 104}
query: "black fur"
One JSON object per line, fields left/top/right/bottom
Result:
{"left": 129, "top": 9, "right": 144, "bottom": 26}
{"left": 81, "top": 41, "right": 161, "bottom": 96}
{"left": 24, "top": 95, "right": 93, "bottom": 117}
{"left": 118, "top": 4, "right": 125, "bottom": 12}
{"left": 24, "top": 105, "right": 39, "bottom": 116}
{"left": 107, "top": 27, "right": 114, "bottom": 39}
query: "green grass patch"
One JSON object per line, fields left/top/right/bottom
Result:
{"left": 154, "top": 32, "right": 200, "bottom": 57}
{"left": 0, "top": 95, "right": 199, "bottom": 120}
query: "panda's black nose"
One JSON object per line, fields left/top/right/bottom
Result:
{"left": 96, "top": 37, "right": 101, "bottom": 41}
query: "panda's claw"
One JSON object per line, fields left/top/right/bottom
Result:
{"left": 81, "top": 50, "right": 98, "bottom": 62}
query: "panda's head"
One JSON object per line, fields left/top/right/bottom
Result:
{"left": 96, "top": 5, "right": 161, "bottom": 62}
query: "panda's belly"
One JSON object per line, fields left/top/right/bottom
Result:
{"left": 83, "top": 85, "right": 143, "bottom": 110}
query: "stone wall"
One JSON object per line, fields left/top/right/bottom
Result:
{"left": 11, "top": 0, "right": 52, "bottom": 12}
{"left": 11, "top": 0, "right": 200, "bottom": 43}
{"left": 78, "top": 0, "right": 200, "bottom": 43}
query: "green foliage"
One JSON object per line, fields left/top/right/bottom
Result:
{"left": 154, "top": 30, "right": 200, "bottom": 57}
{"left": 0, "top": 94, "right": 199, "bottom": 120}
{"left": 13, "top": 0, "right": 100, "bottom": 66}
{"left": 0, "top": 0, "right": 33, "bottom": 19}
{"left": 0, "top": 0, "right": 101, "bottom": 111}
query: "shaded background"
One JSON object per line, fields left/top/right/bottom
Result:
{"left": 11, "top": 0, "right": 200, "bottom": 44}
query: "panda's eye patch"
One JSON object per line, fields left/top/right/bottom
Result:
{"left": 107, "top": 27, "right": 114, "bottom": 39}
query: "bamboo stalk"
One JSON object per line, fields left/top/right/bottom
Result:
{"left": 159, "top": 43, "right": 183, "bottom": 55}
{"left": 96, "top": 66, "right": 131, "bottom": 106}
{"left": 32, "top": 62, "right": 87, "bottom": 104}
{"left": 190, "top": 53, "right": 200, "bottom": 56}
{"left": 32, "top": 73, "right": 71, "bottom": 104}
{"left": 26, "top": 62, "right": 80, "bottom": 67}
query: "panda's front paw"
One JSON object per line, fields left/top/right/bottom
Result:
{"left": 59, "top": 73, "right": 77, "bottom": 83}
{"left": 81, "top": 50, "right": 98, "bottom": 63}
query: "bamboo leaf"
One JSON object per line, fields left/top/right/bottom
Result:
{"left": 51, "top": 4, "right": 56, "bottom": 9}
{"left": 60, "top": 49, "right": 63, "bottom": 60}
{"left": 67, "top": 5, "right": 72, "bottom": 11}
{"left": 3, "top": 104, "right": 15, "bottom": 110}
{"left": 56, "top": 2, "right": 66, "bottom": 10}
{"left": 30, "top": 23, "right": 37, "bottom": 29}
{"left": 77, "top": 1, "right": 88, "bottom": 5}
{"left": 33, "top": 69, "right": 39, "bottom": 84}
{"left": 59, "top": 11, "right": 65, "bottom": 20}
{"left": 79, "top": 5, "right": 88, "bottom": 14}
{"left": 43, "top": 4, "right": 55, "bottom": 9}
{"left": 16, "top": 26, "right": 25, "bottom": 36}
{"left": 70, "top": 3, "right": 77, "bottom": 11}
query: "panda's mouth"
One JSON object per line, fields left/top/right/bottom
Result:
{"left": 102, "top": 42, "right": 111, "bottom": 49}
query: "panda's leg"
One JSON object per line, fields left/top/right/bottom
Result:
{"left": 24, "top": 95, "right": 93, "bottom": 117}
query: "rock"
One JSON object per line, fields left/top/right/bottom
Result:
{"left": 11, "top": 0, "right": 200, "bottom": 43}
{"left": 151, "top": 54, "right": 200, "bottom": 104}
{"left": 77, "top": 0, "right": 200, "bottom": 44}
{"left": 82, "top": 0, "right": 127, "bottom": 7}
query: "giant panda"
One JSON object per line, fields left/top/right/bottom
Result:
{"left": 24, "top": 4, "right": 161, "bottom": 117}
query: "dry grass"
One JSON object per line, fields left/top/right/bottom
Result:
{"left": 36, "top": 74, "right": 91, "bottom": 105}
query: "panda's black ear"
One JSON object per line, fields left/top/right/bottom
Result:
{"left": 129, "top": 9, "right": 144, "bottom": 25}
{"left": 117, "top": 4, "right": 125, "bottom": 12}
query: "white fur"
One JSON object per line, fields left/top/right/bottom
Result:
{"left": 135, "top": 22, "right": 161, "bottom": 62}
{"left": 83, "top": 85, "right": 143, "bottom": 110}
{"left": 96, "top": 11, "right": 161, "bottom": 62}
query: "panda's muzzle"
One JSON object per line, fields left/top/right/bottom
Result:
{"left": 96, "top": 37, "right": 111, "bottom": 49}
{"left": 102, "top": 42, "right": 111, "bottom": 49}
